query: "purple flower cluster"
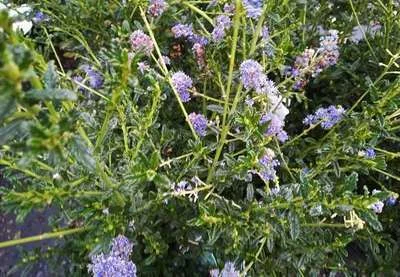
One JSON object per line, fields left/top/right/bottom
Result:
{"left": 317, "top": 30, "right": 340, "bottom": 70}
{"left": 130, "top": 30, "right": 154, "bottom": 56}
{"left": 260, "top": 113, "right": 288, "bottom": 142}
{"left": 364, "top": 148, "right": 376, "bottom": 159}
{"left": 258, "top": 148, "right": 280, "bottom": 182}
{"left": 386, "top": 196, "right": 397, "bottom": 206}
{"left": 370, "top": 189, "right": 384, "bottom": 214}
{"left": 192, "top": 43, "right": 207, "bottom": 69}
{"left": 159, "top": 55, "right": 171, "bottom": 66}
{"left": 137, "top": 61, "right": 150, "bottom": 74}
{"left": 224, "top": 3, "right": 235, "bottom": 14}
{"left": 89, "top": 254, "right": 137, "bottom": 277}
{"left": 189, "top": 112, "right": 208, "bottom": 137}
{"left": 369, "top": 190, "right": 398, "bottom": 212}
{"left": 239, "top": 59, "right": 264, "bottom": 92}
{"left": 349, "top": 22, "right": 382, "bottom": 44}
{"left": 73, "top": 65, "right": 103, "bottom": 91}
{"left": 88, "top": 235, "right": 137, "bottom": 277}
{"left": 242, "top": 0, "right": 263, "bottom": 19}
{"left": 171, "top": 23, "right": 208, "bottom": 46}
{"left": 210, "top": 261, "right": 239, "bottom": 277}
{"left": 171, "top": 23, "right": 193, "bottom": 39}
{"left": 171, "top": 180, "right": 199, "bottom": 202}
{"left": 83, "top": 66, "right": 104, "bottom": 89}
{"left": 289, "top": 30, "right": 339, "bottom": 90}
{"left": 240, "top": 59, "right": 279, "bottom": 95}
{"left": 303, "top": 105, "right": 345, "bottom": 129}
{"left": 111, "top": 235, "right": 134, "bottom": 260}
{"left": 171, "top": 71, "right": 193, "bottom": 102}
{"left": 32, "top": 11, "right": 48, "bottom": 23}
{"left": 147, "top": 0, "right": 167, "bottom": 17}
{"left": 212, "top": 15, "right": 232, "bottom": 42}
{"left": 171, "top": 22, "right": 208, "bottom": 69}
{"left": 72, "top": 75, "right": 85, "bottom": 91}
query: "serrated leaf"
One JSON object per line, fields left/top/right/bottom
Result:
{"left": 26, "top": 89, "right": 77, "bottom": 101}
{"left": 69, "top": 136, "right": 96, "bottom": 172}
{"left": 359, "top": 210, "right": 383, "bottom": 231}
{"left": 0, "top": 120, "right": 29, "bottom": 144}
{"left": 199, "top": 251, "right": 217, "bottom": 267}
{"left": 153, "top": 174, "right": 170, "bottom": 188}
{"left": 0, "top": 93, "right": 16, "bottom": 121}
{"left": 44, "top": 60, "right": 58, "bottom": 89}
{"left": 207, "top": 104, "right": 224, "bottom": 114}
{"left": 344, "top": 172, "right": 358, "bottom": 192}
{"left": 267, "top": 236, "right": 274, "bottom": 252}
{"left": 289, "top": 211, "right": 300, "bottom": 240}
{"left": 246, "top": 183, "right": 254, "bottom": 201}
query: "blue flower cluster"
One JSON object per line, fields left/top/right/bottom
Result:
{"left": 210, "top": 261, "right": 239, "bottom": 277}
{"left": 260, "top": 113, "right": 288, "bottom": 142}
{"left": 303, "top": 105, "right": 345, "bottom": 129}
{"left": 189, "top": 112, "right": 208, "bottom": 137}
{"left": 147, "top": 0, "right": 167, "bottom": 17}
{"left": 258, "top": 148, "right": 280, "bottom": 182}
{"left": 289, "top": 30, "right": 339, "bottom": 90}
{"left": 212, "top": 15, "right": 232, "bottom": 42}
{"left": 171, "top": 23, "right": 208, "bottom": 46}
{"left": 88, "top": 235, "right": 136, "bottom": 277}
{"left": 171, "top": 71, "right": 193, "bottom": 102}
{"left": 240, "top": 59, "right": 279, "bottom": 95}
{"left": 369, "top": 189, "right": 398, "bottom": 213}
{"left": 130, "top": 30, "right": 154, "bottom": 56}
{"left": 242, "top": 0, "right": 263, "bottom": 19}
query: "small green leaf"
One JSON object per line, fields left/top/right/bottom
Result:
{"left": 153, "top": 174, "right": 170, "bottom": 188}
{"left": 207, "top": 105, "right": 224, "bottom": 114}
{"left": 69, "top": 136, "right": 96, "bottom": 172}
{"left": 289, "top": 211, "right": 300, "bottom": 240}
{"left": 0, "top": 120, "right": 29, "bottom": 145}
{"left": 246, "top": 183, "right": 254, "bottom": 201}
{"left": 0, "top": 93, "right": 16, "bottom": 121}
{"left": 344, "top": 172, "right": 358, "bottom": 192}
{"left": 44, "top": 61, "right": 58, "bottom": 89}
{"left": 359, "top": 210, "right": 383, "bottom": 231}
{"left": 26, "top": 89, "right": 77, "bottom": 101}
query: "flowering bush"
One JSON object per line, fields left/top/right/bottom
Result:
{"left": 0, "top": 0, "right": 400, "bottom": 276}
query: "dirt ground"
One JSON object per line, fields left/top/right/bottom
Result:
{"left": 0, "top": 175, "right": 53, "bottom": 277}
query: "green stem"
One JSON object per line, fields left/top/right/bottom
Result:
{"left": 371, "top": 167, "right": 400, "bottom": 182}
{"left": 348, "top": 0, "right": 378, "bottom": 62}
{"left": 182, "top": 2, "right": 214, "bottom": 26}
{"left": 302, "top": 223, "right": 346, "bottom": 228}
{"left": 140, "top": 8, "right": 199, "bottom": 140}
{"left": 131, "top": 83, "right": 162, "bottom": 160}
{"left": 242, "top": 236, "right": 267, "bottom": 276}
{"left": 43, "top": 28, "right": 65, "bottom": 74}
{"left": 206, "top": 2, "right": 265, "bottom": 184}
{"left": 0, "top": 227, "right": 88, "bottom": 249}
{"left": 281, "top": 121, "right": 321, "bottom": 149}
{"left": 206, "top": 0, "right": 242, "bottom": 184}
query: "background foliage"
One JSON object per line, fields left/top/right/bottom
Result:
{"left": 0, "top": 0, "right": 400, "bottom": 276}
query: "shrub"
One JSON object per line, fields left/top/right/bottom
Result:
{"left": 0, "top": 0, "right": 400, "bottom": 275}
